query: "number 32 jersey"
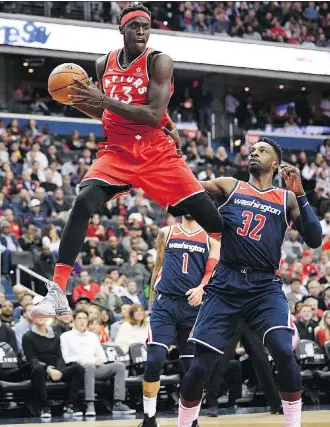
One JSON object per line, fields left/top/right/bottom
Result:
{"left": 155, "top": 224, "right": 210, "bottom": 297}
{"left": 219, "top": 181, "right": 289, "bottom": 270}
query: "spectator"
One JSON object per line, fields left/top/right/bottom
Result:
{"left": 103, "top": 236, "right": 128, "bottom": 267}
{"left": 72, "top": 270, "right": 100, "bottom": 302}
{"left": 19, "top": 224, "right": 41, "bottom": 251}
{"left": 320, "top": 212, "right": 330, "bottom": 237}
{"left": 52, "top": 188, "right": 71, "bottom": 216}
{"left": 294, "top": 304, "right": 317, "bottom": 341}
{"left": 12, "top": 302, "right": 34, "bottom": 353}
{"left": 115, "top": 304, "right": 149, "bottom": 354}
{"left": 48, "top": 160, "right": 63, "bottom": 188}
{"left": 75, "top": 295, "right": 91, "bottom": 310}
{"left": 0, "top": 305, "right": 17, "bottom": 352}
{"left": 121, "top": 280, "right": 148, "bottom": 310}
{"left": 62, "top": 175, "right": 75, "bottom": 197}
{"left": 301, "top": 251, "right": 321, "bottom": 280}
{"left": 95, "top": 276, "right": 123, "bottom": 314}
{"left": 53, "top": 314, "right": 73, "bottom": 337}
{"left": 88, "top": 317, "right": 110, "bottom": 344}
{"left": 41, "top": 224, "right": 61, "bottom": 254}
{"left": 40, "top": 170, "right": 58, "bottom": 194}
{"left": 121, "top": 251, "right": 150, "bottom": 292}
{"left": 305, "top": 279, "right": 326, "bottom": 310}
{"left": 1, "top": 300, "right": 15, "bottom": 326}
{"left": 316, "top": 311, "right": 330, "bottom": 349}
{"left": 122, "top": 227, "right": 148, "bottom": 253}
{"left": 305, "top": 297, "right": 323, "bottom": 323}
{"left": 110, "top": 304, "right": 131, "bottom": 341}
{"left": 86, "top": 214, "right": 106, "bottom": 242}
{"left": 282, "top": 230, "right": 303, "bottom": 262}
{"left": 13, "top": 292, "right": 33, "bottom": 321}
{"left": 0, "top": 219, "right": 21, "bottom": 251}
{"left": 60, "top": 309, "right": 135, "bottom": 416}
{"left": 25, "top": 199, "right": 48, "bottom": 229}
{"left": 34, "top": 187, "right": 53, "bottom": 217}
{"left": 4, "top": 208, "right": 20, "bottom": 239}
{"left": 286, "top": 278, "right": 305, "bottom": 307}
{"left": 22, "top": 316, "right": 84, "bottom": 418}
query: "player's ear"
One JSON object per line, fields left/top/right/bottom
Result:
{"left": 119, "top": 25, "right": 124, "bottom": 34}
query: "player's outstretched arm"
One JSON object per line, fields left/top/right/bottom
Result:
{"left": 281, "top": 164, "right": 322, "bottom": 249}
{"left": 149, "top": 226, "right": 171, "bottom": 309}
{"left": 200, "top": 177, "right": 237, "bottom": 204}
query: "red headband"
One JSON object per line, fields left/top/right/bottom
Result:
{"left": 121, "top": 10, "right": 150, "bottom": 27}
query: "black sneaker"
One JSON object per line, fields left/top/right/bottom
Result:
{"left": 138, "top": 414, "right": 159, "bottom": 427}
{"left": 192, "top": 420, "right": 199, "bottom": 427}
{"left": 63, "top": 404, "right": 83, "bottom": 417}
{"left": 207, "top": 405, "right": 218, "bottom": 417}
{"left": 270, "top": 404, "right": 283, "bottom": 414}
{"left": 112, "top": 401, "right": 136, "bottom": 415}
{"left": 40, "top": 406, "right": 51, "bottom": 418}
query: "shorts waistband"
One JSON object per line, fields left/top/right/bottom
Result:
{"left": 157, "top": 292, "right": 188, "bottom": 301}
{"left": 221, "top": 260, "right": 275, "bottom": 274}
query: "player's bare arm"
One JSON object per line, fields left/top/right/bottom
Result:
{"left": 149, "top": 226, "right": 170, "bottom": 309}
{"left": 281, "top": 163, "right": 322, "bottom": 249}
{"left": 68, "top": 54, "right": 173, "bottom": 128}
{"left": 200, "top": 177, "right": 237, "bottom": 205}
{"left": 186, "top": 237, "right": 220, "bottom": 307}
{"left": 69, "top": 55, "right": 107, "bottom": 121}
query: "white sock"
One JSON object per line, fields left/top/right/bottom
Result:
{"left": 282, "top": 399, "right": 302, "bottom": 427}
{"left": 178, "top": 399, "right": 201, "bottom": 427}
{"left": 143, "top": 395, "right": 157, "bottom": 418}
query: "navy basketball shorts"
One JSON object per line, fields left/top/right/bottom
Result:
{"left": 148, "top": 294, "right": 200, "bottom": 358}
{"left": 189, "top": 263, "right": 297, "bottom": 354}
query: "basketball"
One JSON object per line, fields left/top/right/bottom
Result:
{"left": 48, "top": 63, "right": 90, "bottom": 105}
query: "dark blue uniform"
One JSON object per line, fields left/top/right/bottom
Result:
{"left": 148, "top": 224, "right": 210, "bottom": 357}
{"left": 189, "top": 181, "right": 298, "bottom": 353}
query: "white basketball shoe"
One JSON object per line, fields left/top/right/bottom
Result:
{"left": 31, "top": 281, "right": 71, "bottom": 319}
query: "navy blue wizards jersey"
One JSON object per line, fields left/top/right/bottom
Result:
{"left": 155, "top": 224, "right": 210, "bottom": 296}
{"left": 219, "top": 181, "right": 289, "bottom": 270}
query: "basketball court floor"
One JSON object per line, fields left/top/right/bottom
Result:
{"left": 2, "top": 408, "right": 330, "bottom": 427}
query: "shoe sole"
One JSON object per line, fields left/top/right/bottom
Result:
{"left": 31, "top": 310, "right": 71, "bottom": 319}
{"left": 112, "top": 410, "right": 137, "bottom": 414}
{"left": 85, "top": 412, "right": 96, "bottom": 417}
{"left": 40, "top": 414, "right": 51, "bottom": 418}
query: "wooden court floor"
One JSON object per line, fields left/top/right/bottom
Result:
{"left": 5, "top": 411, "right": 330, "bottom": 427}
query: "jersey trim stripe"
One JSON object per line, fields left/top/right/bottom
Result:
{"left": 178, "top": 224, "right": 204, "bottom": 237}
{"left": 219, "top": 180, "right": 240, "bottom": 209}
{"left": 284, "top": 190, "right": 289, "bottom": 228}
{"left": 116, "top": 47, "right": 148, "bottom": 71}
{"left": 247, "top": 182, "right": 279, "bottom": 194}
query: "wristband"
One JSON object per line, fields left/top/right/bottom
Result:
{"left": 297, "top": 194, "right": 308, "bottom": 207}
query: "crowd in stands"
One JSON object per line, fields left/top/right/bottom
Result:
{"left": 3, "top": 2, "right": 329, "bottom": 47}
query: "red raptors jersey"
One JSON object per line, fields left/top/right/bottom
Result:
{"left": 102, "top": 47, "right": 174, "bottom": 139}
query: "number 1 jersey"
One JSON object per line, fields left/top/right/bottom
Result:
{"left": 219, "top": 181, "right": 289, "bottom": 270}
{"left": 154, "top": 224, "right": 210, "bottom": 296}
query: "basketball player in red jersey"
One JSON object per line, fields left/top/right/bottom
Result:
{"left": 31, "top": 4, "right": 225, "bottom": 320}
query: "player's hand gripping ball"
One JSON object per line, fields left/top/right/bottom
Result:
{"left": 279, "top": 163, "right": 304, "bottom": 196}
{"left": 67, "top": 78, "right": 104, "bottom": 107}
{"left": 48, "top": 63, "right": 90, "bottom": 105}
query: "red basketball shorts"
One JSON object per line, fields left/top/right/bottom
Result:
{"left": 80, "top": 129, "right": 204, "bottom": 209}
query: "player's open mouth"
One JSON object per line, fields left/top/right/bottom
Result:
{"left": 136, "top": 39, "right": 145, "bottom": 45}
{"left": 249, "top": 159, "right": 260, "bottom": 165}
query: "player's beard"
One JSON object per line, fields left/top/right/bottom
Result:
{"left": 248, "top": 162, "right": 272, "bottom": 178}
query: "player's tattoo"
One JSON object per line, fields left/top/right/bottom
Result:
{"left": 149, "top": 228, "right": 168, "bottom": 309}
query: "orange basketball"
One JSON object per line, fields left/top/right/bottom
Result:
{"left": 48, "top": 63, "right": 90, "bottom": 105}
